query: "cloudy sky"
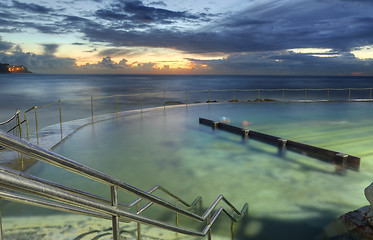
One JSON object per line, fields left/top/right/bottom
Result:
{"left": 0, "top": 0, "right": 373, "bottom": 75}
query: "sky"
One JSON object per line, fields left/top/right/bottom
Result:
{"left": 1, "top": 0, "right": 373, "bottom": 75}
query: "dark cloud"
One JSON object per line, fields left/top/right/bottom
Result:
{"left": 149, "top": 1, "right": 167, "bottom": 7}
{"left": 0, "top": 38, "right": 13, "bottom": 52}
{"left": 0, "top": 11, "right": 18, "bottom": 20}
{"left": 189, "top": 51, "right": 373, "bottom": 75}
{"left": 12, "top": 0, "right": 54, "bottom": 14}
{"left": 80, "top": 57, "right": 158, "bottom": 73}
{"left": 96, "top": 10, "right": 128, "bottom": 21}
{"left": 83, "top": 48, "right": 97, "bottom": 53}
{"left": 98, "top": 48, "right": 146, "bottom": 57}
{"left": 43, "top": 44, "right": 59, "bottom": 55}
{"left": 98, "top": 56, "right": 124, "bottom": 69}
{"left": 123, "top": 0, "right": 192, "bottom": 23}
{"left": 0, "top": 6, "right": 65, "bottom": 34}
{"left": 77, "top": 0, "right": 373, "bottom": 55}
{"left": 84, "top": 57, "right": 127, "bottom": 69}
{"left": 95, "top": 0, "right": 208, "bottom": 25}
{"left": 63, "top": 15, "right": 101, "bottom": 32}
{"left": 83, "top": 27, "right": 276, "bottom": 53}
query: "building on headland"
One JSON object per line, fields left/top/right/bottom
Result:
{"left": 7, "top": 65, "right": 32, "bottom": 73}
{"left": 1, "top": 63, "right": 31, "bottom": 73}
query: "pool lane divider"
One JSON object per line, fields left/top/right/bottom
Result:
{"left": 199, "top": 117, "right": 360, "bottom": 172}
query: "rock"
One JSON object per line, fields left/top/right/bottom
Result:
{"left": 325, "top": 182, "right": 373, "bottom": 240}
{"left": 325, "top": 206, "right": 373, "bottom": 240}
{"left": 365, "top": 183, "right": 373, "bottom": 226}
{"left": 341, "top": 206, "right": 373, "bottom": 240}
{"left": 164, "top": 101, "right": 183, "bottom": 105}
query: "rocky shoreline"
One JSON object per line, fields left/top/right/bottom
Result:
{"left": 325, "top": 183, "right": 373, "bottom": 240}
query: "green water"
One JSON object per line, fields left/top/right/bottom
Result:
{"left": 3, "top": 102, "right": 373, "bottom": 239}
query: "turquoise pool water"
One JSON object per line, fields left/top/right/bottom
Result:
{"left": 3, "top": 102, "right": 373, "bottom": 239}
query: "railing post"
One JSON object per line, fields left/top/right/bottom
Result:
{"left": 370, "top": 88, "right": 372, "bottom": 102}
{"left": 282, "top": 89, "right": 285, "bottom": 102}
{"left": 242, "top": 130, "right": 250, "bottom": 140}
{"left": 20, "top": 153, "right": 24, "bottom": 170}
{"left": 34, "top": 106, "right": 39, "bottom": 146}
{"left": 16, "top": 110, "right": 22, "bottom": 139}
{"left": 207, "top": 215, "right": 212, "bottom": 240}
{"left": 116, "top": 95, "right": 119, "bottom": 117}
{"left": 335, "top": 153, "right": 348, "bottom": 175}
{"left": 140, "top": 94, "right": 143, "bottom": 113}
{"left": 111, "top": 186, "right": 120, "bottom": 240}
{"left": 348, "top": 89, "right": 351, "bottom": 102}
{"left": 91, "top": 96, "right": 94, "bottom": 123}
{"left": 208, "top": 89, "right": 211, "bottom": 103}
{"left": 257, "top": 89, "right": 261, "bottom": 102}
{"left": 305, "top": 89, "right": 307, "bottom": 102}
{"left": 59, "top": 100, "right": 63, "bottom": 140}
{"left": 163, "top": 91, "right": 166, "bottom": 110}
{"left": 230, "top": 208, "right": 234, "bottom": 240}
{"left": 175, "top": 199, "right": 179, "bottom": 226}
{"left": 277, "top": 138, "right": 287, "bottom": 157}
{"left": 186, "top": 90, "right": 188, "bottom": 107}
{"left": 0, "top": 208, "right": 3, "bottom": 240}
{"left": 327, "top": 89, "right": 330, "bottom": 102}
{"left": 136, "top": 202, "right": 141, "bottom": 240}
{"left": 24, "top": 112, "right": 30, "bottom": 141}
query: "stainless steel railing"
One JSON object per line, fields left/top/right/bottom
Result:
{"left": 0, "top": 109, "right": 23, "bottom": 141}
{"left": 12, "top": 87, "right": 373, "bottom": 147}
{"left": 0, "top": 130, "right": 248, "bottom": 239}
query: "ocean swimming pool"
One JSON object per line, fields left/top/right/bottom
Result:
{"left": 2, "top": 101, "right": 373, "bottom": 239}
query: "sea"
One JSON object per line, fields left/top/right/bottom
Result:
{"left": 1, "top": 74, "right": 373, "bottom": 121}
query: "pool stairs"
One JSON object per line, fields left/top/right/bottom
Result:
{"left": 0, "top": 129, "right": 248, "bottom": 240}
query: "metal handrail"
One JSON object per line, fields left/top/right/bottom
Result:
{"left": 0, "top": 109, "right": 20, "bottom": 126}
{"left": 0, "top": 164, "right": 201, "bottom": 211}
{"left": 0, "top": 130, "right": 201, "bottom": 220}
{"left": 0, "top": 130, "right": 248, "bottom": 239}
{"left": 0, "top": 109, "right": 23, "bottom": 143}
{"left": 0, "top": 178, "right": 247, "bottom": 237}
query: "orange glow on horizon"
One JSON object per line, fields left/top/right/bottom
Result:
{"left": 352, "top": 72, "right": 366, "bottom": 76}
{"left": 71, "top": 46, "right": 225, "bottom": 73}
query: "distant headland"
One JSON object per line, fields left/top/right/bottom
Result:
{"left": 0, "top": 63, "right": 32, "bottom": 73}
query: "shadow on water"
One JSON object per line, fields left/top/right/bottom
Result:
{"left": 234, "top": 206, "right": 342, "bottom": 240}
{"left": 198, "top": 127, "right": 341, "bottom": 176}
